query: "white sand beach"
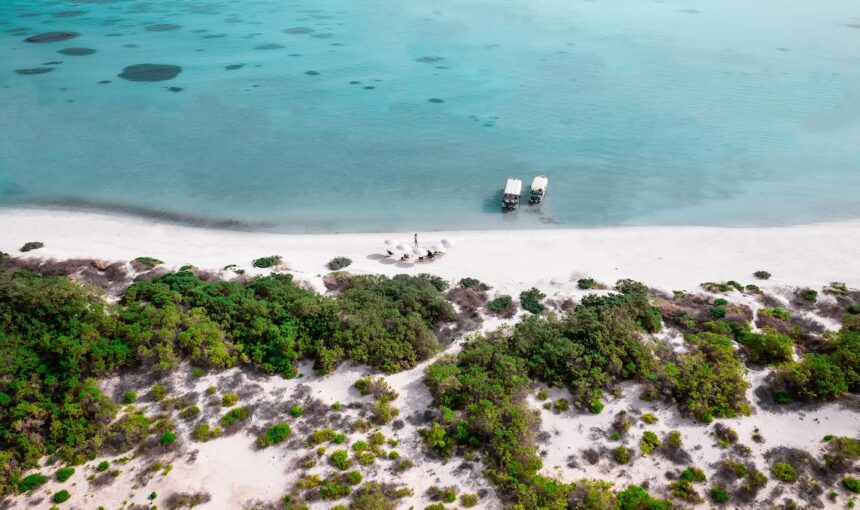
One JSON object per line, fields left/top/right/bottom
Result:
{"left": 1, "top": 207, "right": 859, "bottom": 510}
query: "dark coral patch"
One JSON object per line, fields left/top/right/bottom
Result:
{"left": 98, "top": 80, "right": 111, "bottom": 84}
{"left": 15, "top": 68, "right": 54, "bottom": 75}
{"left": 305, "top": 70, "right": 320, "bottom": 76}
{"left": 428, "top": 98, "right": 444, "bottom": 103}
{"left": 166, "top": 86, "right": 183, "bottom": 93}
{"left": 415, "top": 56, "right": 443, "bottom": 63}
{"left": 225, "top": 64, "right": 244, "bottom": 70}
{"left": 118, "top": 64, "right": 182, "bottom": 82}
{"left": 255, "top": 43, "right": 283, "bottom": 50}
{"left": 42, "top": 61, "right": 63, "bottom": 65}
{"left": 25, "top": 31, "right": 80, "bottom": 43}
{"left": 145, "top": 23, "right": 182, "bottom": 32}
{"left": 52, "top": 10, "right": 86, "bottom": 18}
{"left": 284, "top": 27, "right": 314, "bottom": 34}
{"left": 58, "top": 47, "right": 96, "bottom": 56}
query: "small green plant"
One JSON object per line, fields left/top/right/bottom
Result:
{"left": 18, "top": 473, "right": 48, "bottom": 492}
{"left": 612, "top": 445, "right": 631, "bottom": 464}
{"left": 352, "top": 440, "right": 368, "bottom": 452}
{"left": 667, "top": 430, "right": 683, "bottom": 448}
{"left": 252, "top": 255, "right": 282, "bottom": 268}
{"left": 577, "top": 278, "right": 597, "bottom": 290}
{"left": 327, "top": 257, "right": 352, "bottom": 271}
{"left": 641, "top": 413, "right": 658, "bottom": 424}
{"left": 20, "top": 241, "right": 44, "bottom": 252}
{"left": 221, "top": 392, "right": 239, "bottom": 406}
{"left": 220, "top": 407, "right": 248, "bottom": 427}
{"left": 332, "top": 401, "right": 342, "bottom": 410}
{"left": 553, "top": 398, "right": 570, "bottom": 412}
{"left": 536, "top": 390, "right": 548, "bottom": 401}
{"left": 759, "top": 307, "right": 792, "bottom": 320}
{"left": 192, "top": 367, "right": 204, "bottom": 377}
{"left": 710, "top": 485, "right": 729, "bottom": 503}
{"left": 56, "top": 467, "right": 75, "bottom": 482}
{"left": 330, "top": 450, "right": 352, "bottom": 470}
{"left": 52, "top": 490, "right": 71, "bottom": 503}
{"left": 133, "top": 256, "right": 163, "bottom": 267}
{"left": 459, "top": 278, "right": 490, "bottom": 291}
{"left": 121, "top": 391, "right": 137, "bottom": 404}
{"left": 709, "top": 306, "right": 726, "bottom": 318}
{"left": 520, "top": 287, "right": 546, "bottom": 314}
{"left": 160, "top": 431, "right": 176, "bottom": 446}
{"left": 487, "top": 295, "right": 513, "bottom": 314}
{"left": 96, "top": 461, "right": 110, "bottom": 472}
{"left": 290, "top": 405, "right": 304, "bottom": 417}
{"left": 259, "top": 423, "right": 292, "bottom": 447}
{"left": 460, "top": 493, "right": 479, "bottom": 507}
{"left": 346, "top": 471, "right": 363, "bottom": 485}
{"left": 800, "top": 288, "right": 818, "bottom": 302}
{"left": 753, "top": 271, "right": 771, "bottom": 280}
{"left": 191, "top": 423, "right": 222, "bottom": 441}
{"left": 771, "top": 461, "right": 797, "bottom": 483}
{"left": 640, "top": 431, "right": 661, "bottom": 455}
{"left": 205, "top": 385, "right": 217, "bottom": 395}
{"left": 149, "top": 491, "right": 157, "bottom": 500}
{"left": 151, "top": 384, "right": 167, "bottom": 401}
{"left": 179, "top": 405, "right": 200, "bottom": 420}
{"left": 588, "top": 400, "right": 604, "bottom": 414}
{"left": 843, "top": 477, "right": 860, "bottom": 493}
{"left": 713, "top": 298, "right": 728, "bottom": 306}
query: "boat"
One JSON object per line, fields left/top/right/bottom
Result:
{"left": 502, "top": 178, "right": 522, "bottom": 210}
{"left": 529, "top": 175, "right": 548, "bottom": 204}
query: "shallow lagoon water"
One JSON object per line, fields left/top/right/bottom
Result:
{"left": 1, "top": 0, "right": 859, "bottom": 232}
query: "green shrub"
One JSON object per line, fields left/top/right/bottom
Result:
{"left": 151, "top": 384, "right": 167, "bottom": 402}
{"left": 753, "top": 271, "right": 771, "bottom": 280}
{"left": 52, "top": 489, "right": 71, "bottom": 503}
{"left": 149, "top": 491, "right": 157, "bottom": 500}
{"left": 588, "top": 400, "right": 603, "bottom": 414}
{"left": 330, "top": 450, "right": 351, "bottom": 470}
{"left": 252, "top": 255, "right": 282, "bottom": 268}
{"left": 18, "top": 473, "right": 48, "bottom": 492}
{"left": 221, "top": 392, "right": 239, "bottom": 406}
{"left": 179, "top": 405, "right": 200, "bottom": 420}
{"left": 192, "top": 367, "right": 204, "bottom": 377}
{"left": 346, "top": 471, "right": 363, "bottom": 485}
{"left": 352, "top": 440, "right": 368, "bottom": 452}
{"left": 667, "top": 430, "right": 683, "bottom": 448}
{"left": 641, "top": 413, "right": 657, "bottom": 424}
{"left": 319, "top": 479, "right": 352, "bottom": 500}
{"left": 160, "top": 431, "right": 176, "bottom": 446}
{"left": 459, "top": 278, "right": 489, "bottom": 291}
{"left": 290, "top": 405, "right": 304, "bottom": 417}
{"left": 311, "top": 428, "right": 337, "bottom": 444}
{"left": 577, "top": 278, "right": 597, "bottom": 290}
{"left": 96, "top": 461, "right": 110, "bottom": 472}
{"left": 56, "top": 467, "right": 75, "bottom": 482}
{"left": 460, "top": 493, "right": 479, "bottom": 507}
{"left": 800, "top": 288, "right": 818, "bottom": 302}
{"left": 616, "top": 485, "right": 670, "bottom": 510}
{"left": 536, "top": 390, "right": 548, "bottom": 401}
{"left": 20, "top": 241, "right": 44, "bottom": 252}
{"left": 709, "top": 306, "right": 726, "bottom": 318}
{"left": 640, "top": 431, "right": 661, "bottom": 454}
{"left": 612, "top": 446, "right": 631, "bottom": 464}
{"left": 738, "top": 327, "right": 793, "bottom": 365}
{"left": 759, "top": 307, "right": 792, "bottom": 320}
{"left": 133, "top": 256, "right": 163, "bottom": 267}
{"left": 710, "top": 485, "right": 729, "bottom": 503}
{"left": 327, "top": 257, "right": 352, "bottom": 271}
{"left": 122, "top": 391, "right": 137, "bottom": 404}
{"left": 848, "top": 304, "right": 860, "bottom": 315}
{"left": 357, "top": 451, "right": 376, "bottom": 465}
{"left": 843, "top": 477, "right": 860, "bottom": 493}
{"left": 487, "top": 295, "right": 513, "bottom": 314}
{"left": 191, "top": 423, "right": 222, "bottom": 442}
{"left": 220, "top": 407, "right": 248, "bottom": 427}
{"left": 713, "top": 298, "right": 728, "bottom": 306}
{"left": 553, "top": 398, "right": 570, "bottom": 412}
{"left": 519, "top": 288, "right": 546, "bottom": 314}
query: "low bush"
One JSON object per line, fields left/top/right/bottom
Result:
{"left": 737, "top": 328, "right": 793, "bottom": 365}
{"left": 640, "top": 431, "right": 661, "bottom": 455}
{"left": 753, "top": 271, "right": 771, "bottom": 280}
{"left": 52, "top": 489, "right": 71, "bottom": 503}
{"left": 151, "top": 384, "right": 167, "bottom": 402}
{"left": 122, "top": 391, "right": 137, "bottom": 404}
{"left": 18, "top": 473, "right": 47, "bottom": 492}
{"left": 710, "top": 485, "right": 729, "bottom": 503}
{"left": 289, "top": 405, "right": 304, "bottom": 417}
{"left": 133, "top": 256, "right": 163, "bottom": 268}
{"left": 667, "top": 430, "right": 683, "bottom": 448}
{"left": 459, "top": 278, "right": 490, "bottom": 291}
{"left": 191, "top": 423, "right": 222, "bottom": 442}
{"left": 577, "top": 278, "right": 597, "bottom": 290}
{"left": 252, "top": 255, "right": 282, "bottom": 268}
{"left": 96, "top": 461, "right": 109, "bottom": 472}
{"left": 759, "top": 307, "right": 792, "bottom": 321}
{"left": 330, "top": 450, "right": 351, "bottom": 470}
{"left": 160, "top": 431, "right": 176, "bottom": 446}
{"left": 460, "top": 493, "right": 479, "bottom": 507}
{"left": 20, "top": 241, "right": 44, "bottom": 252}
{"left": 220, "top": 407, "right": 248, "bottom": 427}
{"left": 221, "top": 392, "right": 239, "bottom": 406}
{"left": 56, "top": 467, "right": 75, "bottom": 482}
{"left": 612, "top": 446, "right": 632, "bottom": 464}
{"left": 327, "top": 257, "right": 352, "bottom": 271}
{"left": 842, "top": 477, "right": 860, "bottom": 493}
{"left": 641, "top": 413, "right": 657, "bottom": 424}
{"left": 800, "top": 288, "right": 818, "bottom": 302}
{"left": 486, "top": 295, "right": 514, "bottom": 315}
{"left": 179, "top": 405, "right": 200, "bottom": 420}
{"left": 519, "top": 287, "right": 546, "bottom": 314}
{"left": 770, "top": 461, "right": 797, "bottom": 483}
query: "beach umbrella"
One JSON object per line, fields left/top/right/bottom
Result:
{"left": 411, "top": 246, "right": 424, "bottom": 256}
{"left": 432, "top": 244, "right": 447, "bottom": 254}
{"left": 441, "top": 238, "right": 455, "bottom": 248}
{"left": 396, "top": 243, "right": 410, "bottom": 252}
{"left": 384, "top": 239, "right": 396, "bottom": 247}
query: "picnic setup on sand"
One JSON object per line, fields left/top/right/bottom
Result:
{"left": 382, "top": 237, "right": 454, "bottom": 262}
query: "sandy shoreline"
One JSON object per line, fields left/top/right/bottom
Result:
{"left": 2, "top": 207, "right": 859, "bottom": 296}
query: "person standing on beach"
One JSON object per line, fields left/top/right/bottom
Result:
{"left": 414, "top": 233, "right": 418, "bottom": 246}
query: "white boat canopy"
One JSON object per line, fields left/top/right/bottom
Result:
{"left": 531, "top": 175, "right": 548, "bottom": 193}
{"left": 504, "top": 178, "right": 523, "bottom": 196}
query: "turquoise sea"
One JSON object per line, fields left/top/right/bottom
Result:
{"left": 1, "top": 0, "right": 859, "bottom": 232}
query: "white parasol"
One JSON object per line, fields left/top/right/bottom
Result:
{"left": 384, "top": 239, "right": 396, "bottom": 247}
{"left": 441, "top": 239, "right": 455, "bottom": 248}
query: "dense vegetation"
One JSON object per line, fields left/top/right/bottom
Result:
{"left": 422, "top": 280, "right": 667, "bottom": 508}
{"left": 0, "top": 267, "right": 453, "bottom": 494}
